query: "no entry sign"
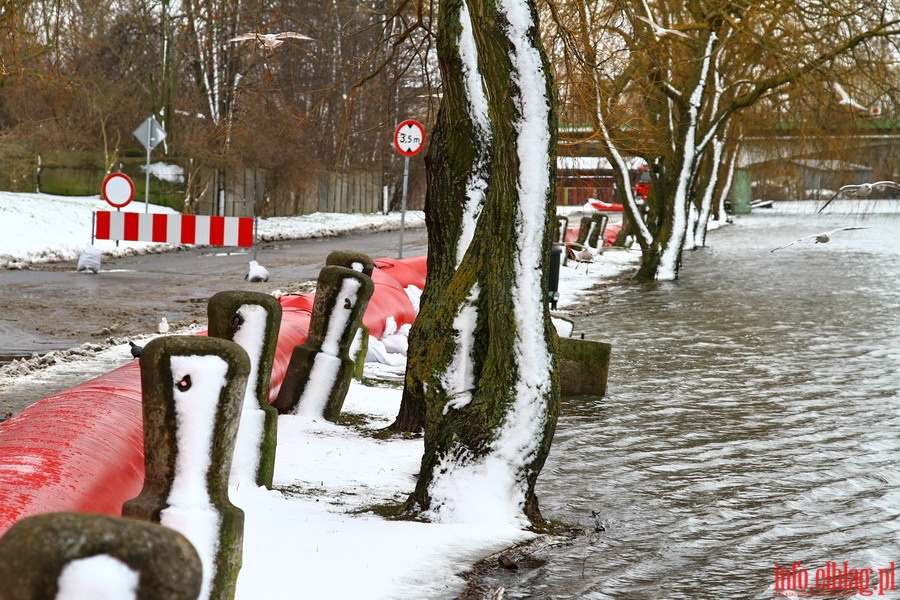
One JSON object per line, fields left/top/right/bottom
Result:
{"left": 101, "top": 173, "right": 135, "bottom": 209}
{"left": 394, "top": 120, "right": 425, "bottom": 156}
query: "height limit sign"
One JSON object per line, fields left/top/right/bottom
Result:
{"left": 394, "top": 120, "right": 425, "bottom": 156}
{"left": 393, "top": 119, "right": 425, "bottom": 259}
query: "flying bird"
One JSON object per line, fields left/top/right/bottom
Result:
{"left": 226, "top": 32, "right": 314, "bottom": 51}
{"left": 829, "top": 79, "right": 881, "bottom": 115}
{"left": 158, "top": 317, "right": 170, "bottom": 335}
{"left": 129, "top": 341, "right": 142, "bottom": 359}
{"left": 636, "top": 0, "right": 689, "bottom": 39}
{"left": 818, "top": 181, "right": 900, "bottom": 212}
{"left": 771, "top": 227, "right": 868, "bottom": 252}
{"left": 635, "top": 14, "right": 690, "bottom": 39}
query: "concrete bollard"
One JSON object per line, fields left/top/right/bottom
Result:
{"left": 327, "top": 252, "right": 373, "bottom": 382}
{"left": 273, "top": 265, "right": 375, "bottom": 420}
{"left": 122, "top": 335, "right": 250, "bottom": 600}
{"left": 350, "top": 323, "right": 370, "bottom": 380}
{"left": 557, "top": 337, "right": 612, "bottom": 397}
{"left": 555, "top": 215, "right": 569, "bottom": 243}
{"left": 0, "top": 512, "right": 202, "bottom": 600}
{"left": 577, "top": 213, "right": 609, "bottom": 251}
{"left": 325, "top": 249, "right": 375, "bottom": 277}
{"left": 207, "top": 291, "right": 282, "bottom": 490}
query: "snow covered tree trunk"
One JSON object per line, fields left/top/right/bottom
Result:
{"left": 693, "top": 136, "right": 725, "bottom": 247}
{"left": 401, "top": 0, "right": 560, "bottom": 527}
{"left": 390, "top": 0, "right": 490, "bottom": 434}
{"left": 636, "top": 31, "right": 717, "bottom": 281}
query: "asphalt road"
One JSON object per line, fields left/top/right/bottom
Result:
{"left": 0, "top": 227, "right": 428, "bottom": 359}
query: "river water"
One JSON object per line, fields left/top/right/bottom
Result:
{"left": 500, "top": 203, "right": 900, "bottom": 599}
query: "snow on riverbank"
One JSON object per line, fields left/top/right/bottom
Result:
{"left": 0, "top": 192, "right": 642, "bottom": 599}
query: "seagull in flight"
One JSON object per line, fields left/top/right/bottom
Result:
{"left": 817, "top": 181, "right": 900, "bottom": 212}
{"left": 829, "top": 79, "right": 881, "bottom": 116}
{"left": 636, "top": 0, "right": 689, "bottom": 39}
{"left": 771, "top": 227, "right": 868, "bottom": 252}
{"left": 830, "top": 79, "right": 868, "bottom": 112}
{"left": 226, "top": 32, "right": 314, "bottom": 51}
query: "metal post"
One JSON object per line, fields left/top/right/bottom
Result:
{"left": 253, "top": 215, "right": 258, "bottom": 262}
{"left": 399, "top": 155, "right": 410, "bottom": 258}
{"left": 144, "top": 128, "right": 152, "bottom": 213}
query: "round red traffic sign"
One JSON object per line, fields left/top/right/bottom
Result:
{"left": 394, "top": 120, "right": 426, "bottom": 157}
{"left": 101, "top": 173, "right": 135, "bottom": 209}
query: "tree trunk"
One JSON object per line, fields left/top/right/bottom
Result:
{"left": 400, "top": 0, "right": 560, "bottom": 528}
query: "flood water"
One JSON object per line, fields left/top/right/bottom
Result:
{"left": 499, "top": 204, "right": 900, "bottom": 599}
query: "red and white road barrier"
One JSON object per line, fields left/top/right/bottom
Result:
{"left": 0, "top": 255, "right": 428, "bottom": 535}
{"left": 94, "top": 211, "right": 255, "bottom": 247}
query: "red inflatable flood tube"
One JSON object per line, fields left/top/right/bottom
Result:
{"left": 0, "top": 255, "right": 428, "bottom": 536}
{"left": 563, "top": 224, "right": 622, "bottom": 247}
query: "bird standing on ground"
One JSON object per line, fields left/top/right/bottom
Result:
{"left": 129, "top": 341, "right": 142, "bottom": 359}
{"left": 226, "top": 32, "right": 313, "bottom": 50}
{"left": 771, "top": 227, "right": 868, "bottom": 252}
{"left": 246, "top": 260, "right": 270, "bottom": 282}
{"left": 568, "top": 242, "right": 595, "bottom": 264}
{"left": 818, "top": 181, "right": 900, "bottom": 212}
{"left": 158, "top": 317, "right": 169, "bottom": 335}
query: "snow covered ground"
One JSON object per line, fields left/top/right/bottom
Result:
{"left": 0, "top": 191, "right": 642, "bottom": 599}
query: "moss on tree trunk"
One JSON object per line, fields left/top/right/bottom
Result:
{"left": 398, "top": 0, "right": 560, "bottom": 527}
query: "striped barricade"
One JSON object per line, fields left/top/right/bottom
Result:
{"left": 94, "top": 211, "right": 255, "bottom": 247}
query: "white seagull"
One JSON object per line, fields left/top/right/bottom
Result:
{"left": 226, "top": 32, "right": 314, "bottom": 51}
{"left": 158, "top": 317, "right": 170, "bottom": 335}
{"left": 567, "top": 242, "right": 595, "bottom": 271}
{"left": 829, "top": 79, "right": 878, "bottom": 114}
{"left": 818, "top": 181, "right": 900, "bottom": 213}
{"left": 246, "top": 260, "right": 270, "bottom": 282}
{"left": 771, "top": 227, "right": 868, "bottom": 252}
{"left": 636, "top": 0, "right": 690, "bottom": 39}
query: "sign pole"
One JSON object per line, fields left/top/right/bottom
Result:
{"left": 144, "top": 128, "right": 152, "bottom": 213}
{"left": 399, "top": 156, "right": 410, "bottom": 258}
{"left": 392, "top": 119, "right": 425, "bottom": 260}
{"left": 133, "top": 116, "right": 166, "bottom": 214}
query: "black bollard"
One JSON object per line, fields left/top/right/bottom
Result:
{"left": 548, "top": 246, "right": 562, "bottom": 309}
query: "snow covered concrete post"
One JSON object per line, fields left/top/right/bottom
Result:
{"left": 0, "top": 512, "right": 202, "bottom": 599}
{"left": 122, "top": 335, "right": 250, "bottom": 600}
{"left": 207, "top": 290, "right": 282, "bottom": 490}
{"left": 273, "top": 265, "right": 374, "bottom": 421}
{"left": 326, "top": 250, "right": 374, "bottom": 377}
{"left": 325, "top": 249, "right": 374, "bottom": 277}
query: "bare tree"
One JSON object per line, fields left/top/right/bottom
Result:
{"left": 544, "top": 0, "right": 900, "bottom": 280}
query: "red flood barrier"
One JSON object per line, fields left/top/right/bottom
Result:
{"left": 0, "top": 255, "right": 428, "bottom": 536}
{"left": 564, "top": 224, "right": 622, "bottom": 247}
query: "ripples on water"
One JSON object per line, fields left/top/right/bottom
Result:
{"left": 497, "top": 206, "right": 900, "bottom": 599}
